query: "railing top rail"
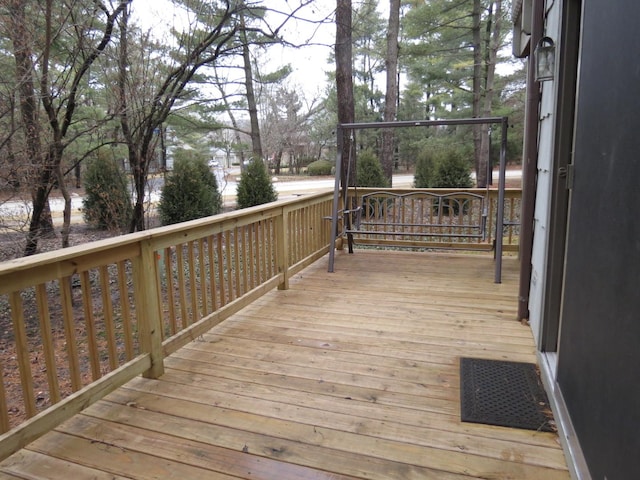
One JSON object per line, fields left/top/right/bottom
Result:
{"left": 338, "top": 116, "right": 507, "bottom": 130}
{"left": 350, "top": 187, "right": 522, "bottom": 195}
{"left": 359, "top": 190, "right": 487, "bottom": 200}
{"left": 0, "top": 190, "right": 334, "bottom": 278}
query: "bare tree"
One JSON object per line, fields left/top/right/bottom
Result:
{"left": 119, "top": 1, "right": 315, "bottom": 231}
{"left": 118, "top": 2, "right": 243, "bottom": 232}
{"left": 5, "top": 0, "right": 129, "bottom": 255}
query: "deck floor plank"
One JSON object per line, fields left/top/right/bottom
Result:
{"left": 0, "top": 251, "right": 570, "bottom": 479}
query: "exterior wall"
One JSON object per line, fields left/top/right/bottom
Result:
{"left": 554, "top": 1, "right": 640, "bottom": 476}
{"left": 527, "top": 0, "right": 562, "bottom": 346}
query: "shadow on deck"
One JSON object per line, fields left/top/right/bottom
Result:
{"left": 0, "top": 251, "right": 569, "bottom": 479}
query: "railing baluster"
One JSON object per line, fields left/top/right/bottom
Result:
{"left": 233, "top": 227, "right": 241, "bottom": 297}
{"left": 154, "top": 252, "right": 165, "bottom": 341}
{"left": 61, "top": 277, "right": 82, "bottom": 391}
{"left": 9, "top": 292, "right": 36, "bottom": 418}
{"left": 80, "top": 271, "right": 101, "bottom": 381}
{"left": 224, "top": 230, "right": 234, "bottom": 302}
{"left": 207, "top": 236, "right": 218, "bottom": 312}
{"left": 216, "top": 233, "right": 226, "bottom": 307}
{"left": 163, "top": 248, "right": 177, "bottom": 336}
{"left": 246, "top": 226, "right": 254, "bottom": 289}
{"left": 117, "top": 261, "right": 135, "bottom": 360}
{"left": 198, "top": 239, "right": 208, "bottom": 315}
{"left": 241, "top": 226, "right": 249, "bottom": 294}
{"left": 253, "top": 222, "right": 258, "bottom": 284}
{"left": 35, "top": 284, "right": 60, "bottom": 404}
{"left": 260, "top": 221, "right": 268, "bottom": 282}
{"left": 0, "top": 357, "right": 9, "bottom": 433}
{"left": 188, "top": 241, "right": 198, "bottom": 325}
{"left": 176, "top": 244, "right": 188, "bottom": 329}
{"left": 277, "top": 208, "right": 290, "bottom": 290}
{"left": 99, "top": 266, "right": 118, "bottom": 371}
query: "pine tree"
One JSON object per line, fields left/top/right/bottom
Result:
{"left": 236, "top": 159, "right": 278, "bottom": 209}
{"left": 158, "top": 154, "right": 222, "bottom": 225}
{"left": 357, "top": 150, "right": 389, "bottom": 187}
{"left": 83, "top": 153, "right": 133, "bottom": 232}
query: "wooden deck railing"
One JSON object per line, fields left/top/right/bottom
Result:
{"left": 0, "top": 192, "right": 333, "bottom": 460}
{"left": 0, "top": 187, "right": 521, "bottom": 461}
{"left": 344, "top": 188, "right": 521, "bottom": 251}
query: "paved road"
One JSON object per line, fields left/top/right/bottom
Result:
{"left": 0, "top": 169, "right": 520, "bottom": 228}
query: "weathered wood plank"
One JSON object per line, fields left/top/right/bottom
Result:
{"left": 59, "top": 412, "right": 363, "bottom": 480}
{"left": 0, "top": 449, "right": 130, "bottom": 479}
{"left": 80, "top": 401, "right": 474, "bottom": 480}
{"left": 110, "top": 376, "right": 567, "bottom": 470}
{"left": 0, "top": 251, "right": 569, "bottom": 479}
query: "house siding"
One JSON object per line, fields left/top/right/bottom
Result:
{"left": 533, "top": 0, "right": 640, "bottom": 478}
{"left": 528, "top": 0, "right": 562, "bottom": 346}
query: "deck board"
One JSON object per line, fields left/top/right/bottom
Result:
{"left": 0, "top": 251, "right": 570, "bottom": 479}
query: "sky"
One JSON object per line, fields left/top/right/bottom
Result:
{"left": 130, "top": 1, "right": 516, "bottom": 103}
{"left": 131, "top": 0, "right": 390, "bottom": 100}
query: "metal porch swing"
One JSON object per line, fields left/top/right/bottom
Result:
{"left": 327, "top": 117, "right": 510, "bottom": 284}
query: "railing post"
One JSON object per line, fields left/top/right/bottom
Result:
{"left": 276, "top": 207, "right": 290, "bottom": 290}
{"left": 133, "top": 240, "right": 165, "bottom": 378}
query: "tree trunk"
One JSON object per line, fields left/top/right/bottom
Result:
{"left": 241, "top": 14, "right": 263, "bottom": 162}
{"left": 381, "top": 0, "right": 400, "bottom": 185}
{"left": 117, "top": 5, "right": 147, "bottom": 233}
{"left": 336, "top": 0, "right": 356, "bottom": 187}
{"left": 55, "top": 159, "right": 71, "bottom": 248}
{"left": 273, "top": 150, "right": 283, "bottom": 175}
{"left": 471, "top": 0, "right": 485, "bottom": 187}
{"left": 8, "top": 0, "right": 55, "bottom": 255}
{"left": 479, "top": 0, "right": 503, "bottom": 185}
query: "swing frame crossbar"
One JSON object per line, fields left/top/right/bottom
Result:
{"left": 327, "top": 117, "right": 510, "bottom": 284}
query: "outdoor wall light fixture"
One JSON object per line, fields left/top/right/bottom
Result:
{"left": 535, "top": 36, "right": 556, "bottom": 82}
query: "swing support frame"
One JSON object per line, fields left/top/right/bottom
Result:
{"left": 328, "top": 117, "right": 510, "bottom": 284}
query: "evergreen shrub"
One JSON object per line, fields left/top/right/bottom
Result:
{"left": 236, "top": 159, "right": 278, "bottom": 209}
{"left": 432, "top": 149, "right": 473, "bottom": 215}
{"left": 158, "top": 154, "right": 222, "bottom": 225}
{"left": 413, "top": 149, "right": 436, "bottom": 188}
{"left": 356, "top": 150, "right": 389, "bottom": 187}
{"left": 432, "top": 149, "right": 473, "bottom": 188}
{"left": 83, "top": 152, "right": 132, "bottom": 231}
{"left": 307, "top": 159, "right": 333, "bottom": 176}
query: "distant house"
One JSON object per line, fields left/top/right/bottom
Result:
{"left": 513, "top": 1, "right": 640, "bottom": 478}
{"left": 210, "top": 147, "right": 240, "bottom": 169}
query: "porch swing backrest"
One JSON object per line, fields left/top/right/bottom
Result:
{"left": 345, "top": 190, "right": 488, "bottom": 241}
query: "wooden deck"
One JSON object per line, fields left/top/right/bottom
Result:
{"left": 0, "top": 250, "right": 569, "bottom": 479}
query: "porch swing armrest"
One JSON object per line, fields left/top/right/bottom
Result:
{"left": 342, "top": 206, "right": 363, "bottom": 229}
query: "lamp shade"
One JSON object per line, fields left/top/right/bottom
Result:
{"left": 535, "top": 36, "right": 555, "bottom": 82}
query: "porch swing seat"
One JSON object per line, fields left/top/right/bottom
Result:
{"left": 341, "top": 189, "right": 490, "bottom": 251}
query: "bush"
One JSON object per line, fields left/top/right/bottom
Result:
{"left": 413, "top": 150, "right": 436, "bottom": 188}
{"left": 356, "top": 150, "right": 389, "bottom": 187}
{"left": 307, "top": 159, "right": 333, "bottom": 176}
{"left": 236, "top": 159, "right": 278, "bottom": 209}
{"left": 432, "top": 150, "right": 473, "bottom": 188}
{"left": 431, "top": 149, "right": 473, "bottom": 215}
{"left": 158, "top": 154, "right": 222, "bottom": 225}
{"left": 83, "top": 153, "right": 132, "bottom": 231}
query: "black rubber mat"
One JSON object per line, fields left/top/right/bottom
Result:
{"left": 460, "top": 357, "right": 556, "bottom": 432}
